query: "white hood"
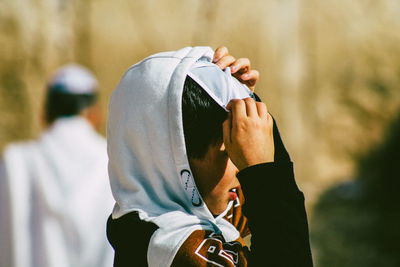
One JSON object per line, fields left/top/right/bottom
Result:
{"left": 107, "top": 46, "right": 252, "bottom": 266}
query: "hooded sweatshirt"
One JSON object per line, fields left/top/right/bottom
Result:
{"left": 107, "top": 46, "right": 313, "bottom": 267}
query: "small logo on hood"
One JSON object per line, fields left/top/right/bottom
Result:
{"left": 181, "top": 169, "right": 202, "bottom": 207}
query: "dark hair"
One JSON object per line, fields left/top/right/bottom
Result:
{"left": 45, "top": 91, "right": 97, "bottom": 123}
{"left": 182, "top": 76, "right": 227, "bottom": 159}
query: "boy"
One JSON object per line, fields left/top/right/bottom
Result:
{"left": 106, "top": 46, "right": 313, "bottom": 266}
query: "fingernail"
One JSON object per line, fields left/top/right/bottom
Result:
{"left": 241, "top": 73, "right": 249, "bottom": 79}
{"left": 230, "top": 66, "right": 237, "bottom": 72}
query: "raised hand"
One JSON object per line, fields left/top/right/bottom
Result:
{"left": 222, "top": 98, "right": 274, "bottom": 171}
{"left": 213, "top": 46, "right": 259, "bottom": 92}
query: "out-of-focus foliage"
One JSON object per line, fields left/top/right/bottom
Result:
{"left": 311, "top": 111, "right": 400, "bottom": 266}
{"left": 1, "top": 1, "right": 400, "bottom": 265}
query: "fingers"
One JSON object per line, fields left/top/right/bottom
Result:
{"left": 226, "top": 99, "right": 247, "bottom": 118}
{"left": 213, "top": 47, "right": 251, "bottom": 75}
{"left": 256, "top": 101, "right": 268, "bottom": 118}
{"left": 213, "top": 46, "right": 229, "bottom": 63}
{"left": 216, "top": 56, "right": 252, "bottom": 76}
{"left": 244, "top": 98, "right": 258, "bottom": 117}
{"left": 241, "top": 69, "right": 259, "bottom": 81}
{"left": 226, "top": 100, "right": 245, "bottom": 133}
{"left": 234, "top": 69, "right": 259, "bottom": 92}
{"left": 226, "top": 98, "right": 268, "bottom": 120}
{"left": 241, "top": 69, "right": 259, "bottom": 89}
{"left": 214, "top": 55, "right": 236, "bottom": 70}
{"left": 230, "top": 58, "right": 250, "bottom": 74}
{"left": 213, "top": 46, "right": 259, "bottom": 90}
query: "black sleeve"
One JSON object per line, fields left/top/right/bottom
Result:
{"left": 237, "top": 120, "right": 313, "bottom": 267}
{"left": 107, "top": 211, "right": 159, "bottom": 267}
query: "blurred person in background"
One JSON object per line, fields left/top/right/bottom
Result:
{"left": 0, "top": 64, "right": 114, "bottom": 267}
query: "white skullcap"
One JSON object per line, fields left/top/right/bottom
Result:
{"left": 187, "top": 61, "right": 254, "bottom": 111}
{"left": 48, "top": 64, "right": 98, "bottom": 94}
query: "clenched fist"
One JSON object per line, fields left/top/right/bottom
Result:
{"left": 223, "top": 98, "right": 274, "bottom": 171}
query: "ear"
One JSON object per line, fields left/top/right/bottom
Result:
{"left": 83, "top": 105, "right": 102, "bottom": 130}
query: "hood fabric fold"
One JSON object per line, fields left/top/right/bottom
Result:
{"left": 107, "top": 46, "right": 252, "bottom": 266}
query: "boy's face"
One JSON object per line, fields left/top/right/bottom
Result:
{"left": 189, "top": 142, "right": 240, "bottom": 216}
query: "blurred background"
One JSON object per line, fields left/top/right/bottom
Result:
{"left": 1, "top": 0, "right": 400, "bottom": 266}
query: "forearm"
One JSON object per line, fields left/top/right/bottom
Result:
{"left": 237, "top": 162, "right": 313, "bottom": 266}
